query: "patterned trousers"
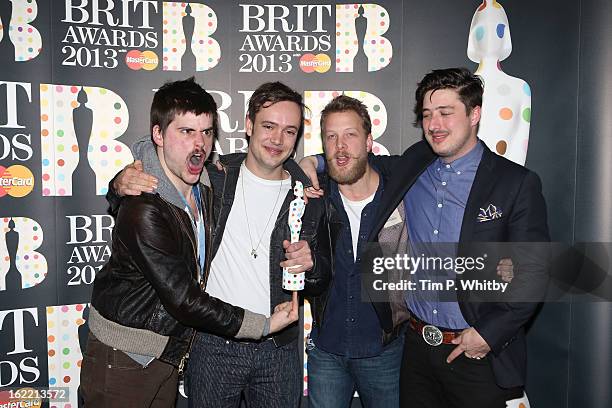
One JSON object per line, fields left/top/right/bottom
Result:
{"left": 186, "top": 332, "right": 301, "bottom": 408}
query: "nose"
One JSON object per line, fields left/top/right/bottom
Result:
{"left": 194, "top": 131, "right": 206, "bottom": 150}
{"left": 270, "top": 128, "right": 283, "bottom": 145}
{"left": 427, "top": 113, "right": 442, "bottom": 132}
{"left": 335, "top": 135, "right": 347, "bottom": 150}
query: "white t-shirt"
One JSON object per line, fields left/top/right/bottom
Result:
{"left": 340, "top": 191, "right": 375, "bottom": 262}
{"left": 206, "top": 164, "right": 291, "bottom": 316}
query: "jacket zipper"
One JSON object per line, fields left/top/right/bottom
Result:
{"left": 177, "top": 187, "right": 210, "bottom": 375}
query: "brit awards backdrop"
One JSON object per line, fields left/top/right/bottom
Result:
{"left": 1, "top": 1, "right": 611, "bottom": 407}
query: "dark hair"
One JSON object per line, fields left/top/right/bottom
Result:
{"left": 247, "top": 82, "right": 306, "bottom": 139}
{"left": 150, "top": 77, "right": 218, "bottom": 137}
{"left": 320, "top": 95, "right": 372, "bottom": 136}
{"left": 413, "top": 67, "right": 483, "bottom": 127}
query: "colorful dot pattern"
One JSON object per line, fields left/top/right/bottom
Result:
{"left": 335, "top": 4, "right": 392, "bottom": 72}
{"left": 478, "top": 75, "right": 532, "bottom": 165}
{"left": 162, "top": 2, "right": 220, "bottom": 72}
{"left": 40, "top": 84, "right": 133, "bottom": 196}
{"left": 0, "top": 216, "right": 47, "bottom": 291}
{"left": 468, "top": 0, "right": 511, "bottom": 63}
{"left": 283, "top": 181, "right": 306, "bottom": 291}
{"left": 471, "top": 1, "right": 531, "bottom": 166}
{"left": 2, "top": 0, "right": 42, "bottom": 62}
{"left": 283, "top": 270, "right": 305, "bottom": 291}
{"left": 303, "top": 90, "right": 388, "bottom": 156}
{"left": 46, "top": 304, "right": 87, "bottom": 408}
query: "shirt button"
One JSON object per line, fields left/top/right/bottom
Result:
{"left": 437, "top": 203, "right": 443, "bottom": 208}
{"left": 433, "top": 309, "right": 438, "bottom": 314}
{"left": 446, "top": 164, "right": 451, "bottom": 169}
{"left": 457, "top": 171, "right": 462, "bottom": 175}
{"left": 442, "top": 181, "right": 447, "bottom": 186}
{"left": 349, "top": 295, "right": 354, "bottom": 300}
{"left": 350, "top": 318, "right": 355, "bottom": 322}
{"left": 433, "top": 230, "right": 439, "bottom": 235}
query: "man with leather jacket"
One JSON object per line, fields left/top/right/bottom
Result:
{"left": 80, "top": 78, "right": 298, "bottom": 408}
{"left": 110, "top": 81, "right": 332, "bottom": 407}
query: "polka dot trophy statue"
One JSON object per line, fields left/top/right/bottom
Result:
{"left": 282, "top": 180, "right": 306, "bottom": 291}
{"left": 467, "top": 0, "right": 532, "bottom": 166}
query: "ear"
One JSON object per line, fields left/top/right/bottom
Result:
{"left": 245, "top": 115, "right": 253, "bottom": 138}
{"left": 366, "top": 133, "right": 373, "bottom": 153}
{"left": 152, "top": 125, "right": 164, "bottom": 147}
{"left": 469, "top": 105, "right": 482, "bottom": 128}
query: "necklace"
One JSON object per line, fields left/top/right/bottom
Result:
{"left": 240, "top": 164, "right": 285, "bottom": 259}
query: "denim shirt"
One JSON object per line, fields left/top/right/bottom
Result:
{"left": 403, "top": 141, "right": 484, "bottom": 329}
{"left": 312, "top": 168, "right": 386, "bottom": 358}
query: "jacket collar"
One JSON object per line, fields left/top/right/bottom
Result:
{"left": 368, "top": 140, "right": 436, "bottom": 241}
{"left": 459, "top": 142, "right": 498, "bottom": 241}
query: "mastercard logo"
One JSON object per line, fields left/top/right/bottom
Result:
{"left": 125, "top": 50, "right": 159, "bottom": 71}
{"left": 299, "top": 54, "right": 331, "bottom": 73}
{"left": 0, "top": 165, "right": 35, "bottom": 198}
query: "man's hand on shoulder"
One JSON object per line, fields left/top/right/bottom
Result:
{"left": 114, "top": 160, "right": 158, "bottom": 196}
{"left": 298, "top": 156, "right": 324, "bottom": 202}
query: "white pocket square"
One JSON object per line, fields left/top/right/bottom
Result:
{"left": 477, "top": 204, "right": 503, "bottom": 222}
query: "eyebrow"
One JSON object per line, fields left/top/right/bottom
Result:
{"left": 262, "top": 120, "right": 298, "bottom": 130}
{"left": 178, "top": 126, "right": 215, "bottom": 132}
{"left": 423, "top": 105, "right": 455, "bottom": 111}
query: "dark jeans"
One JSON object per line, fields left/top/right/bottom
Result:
{"left": 80, "top": 333, "right": 178, "bottom": 408}
{"left": 400, "top": 328, "right": 518, "bottom": 408}
{"left": 186, "top": 332, "right": 301, "bottom": 408}
{"left": 307, "top": 335, "right": 404, "bottom": 408}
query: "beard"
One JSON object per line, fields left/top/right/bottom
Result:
{"left": 327, "top": 153, "right": 368, "bottom": 185}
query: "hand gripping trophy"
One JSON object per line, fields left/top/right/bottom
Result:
{"left": 283, "top": 180, "right": 306, "bottom": 290}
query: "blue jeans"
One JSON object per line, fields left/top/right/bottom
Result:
{"left": 307, "top": 335, "right": 404, "bottom": 408}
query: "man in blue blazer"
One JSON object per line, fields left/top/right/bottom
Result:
{"left": 366, "top": 68, "right": 550, "bottom": 407}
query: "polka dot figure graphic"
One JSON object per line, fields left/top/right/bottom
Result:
{"left": 162, "top": 2, "right": 220, "bottom": 72}
{"left": 282, "top": 181, "right": 306, "bottom": 291}
{"left": 468, "top": 0, "right": 532, "bottom": 166}
{"left": 39, "top": 84, "right": 133, "bottom": 196}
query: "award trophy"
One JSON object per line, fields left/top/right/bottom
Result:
{"left": 282, "top": 181, "right": 306, "bottom": 291}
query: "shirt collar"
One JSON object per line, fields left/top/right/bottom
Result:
{"left": 330, "top": 164, "right": 383, "bottom": 203}
{"left": 435, "top": 139, "right": 484, "bottom": 173}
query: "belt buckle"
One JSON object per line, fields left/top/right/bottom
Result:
{"left": 422, "top": 324, "right": 443, "bottom": 346}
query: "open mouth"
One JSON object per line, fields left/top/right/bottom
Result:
{"left": 334, "top": 154, "right": 351, "bottom": 167}
{"left": 187, "top": 151, "right": 205, "bottom": 174}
